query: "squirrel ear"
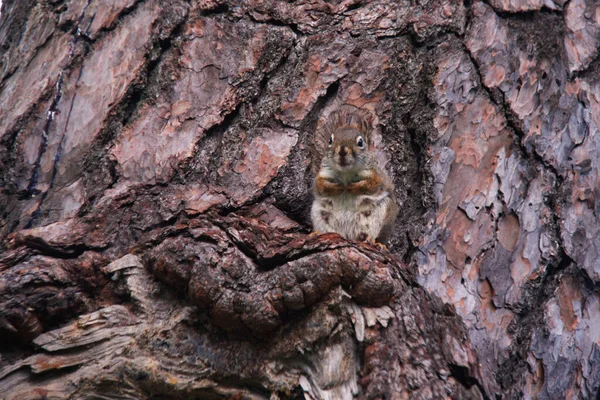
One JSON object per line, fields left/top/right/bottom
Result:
{"left": 334, "top": 106, "right": 374, "bottom": 142}
{"left": 315, "top": 106, "right": 375, "bottom": 157}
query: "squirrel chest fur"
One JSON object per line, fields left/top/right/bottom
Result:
{"left": 311, "top": 110, "right": 398, "bottom": 244}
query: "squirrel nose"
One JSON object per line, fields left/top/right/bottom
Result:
{"left": 339, "top": 146, "right": 348, "bottom": 157}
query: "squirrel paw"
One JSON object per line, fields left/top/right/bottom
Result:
{"left": 358, "top": 233, "right": 387, "bottom": 250}
{"left": 309, "top": 231, "right": 322, "bottom": 238}
{"left": 374, "top": 242, "right": 388, "bottom": 251}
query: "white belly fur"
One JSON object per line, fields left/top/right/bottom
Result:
{"left": 311, "top": 191, "right": 392, "bottom": 241}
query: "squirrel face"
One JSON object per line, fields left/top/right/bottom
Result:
{"left": 327, "top": 127, "right": 367, "bottom": 171}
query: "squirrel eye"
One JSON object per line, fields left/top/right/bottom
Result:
{"left": 357, "top": 136, "right": 364, "bottom": 148}
{"left": 328, "top": 135, "right": 334, "bottom": 146}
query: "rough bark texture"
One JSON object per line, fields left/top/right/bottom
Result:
{"left": 1, "top": 0, "right": 599, "bottom": 399}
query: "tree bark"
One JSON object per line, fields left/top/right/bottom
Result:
{"left": 1, "top": 0, "right": 599, "bottom": 399}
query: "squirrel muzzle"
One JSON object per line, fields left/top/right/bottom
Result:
{"left": 335, "top": 144, "right": 355, "bottom": 168}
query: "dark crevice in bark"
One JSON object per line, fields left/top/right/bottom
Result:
{"left": 1, "top": 17, "right": 88, "bottom": 195}
{"left": 490, "top": 184, "right": 566, "bottom": 396}
{"left": 11, "top": 237, "right": 104, "bottom": 259}
{"left": 215, "top": 191, "right": 270, "bottom": 220}
{"left": 500, "top": 91, "right": 565, "bottom": 184}
{"left": 300, "top": 79, "right": 341, "bottom": 139}
{"left": 405, "top": 124, "right": 426, "bottom": 215}
{"left": 211, "top": 218, "right": 350, "bottom": 271}
{"left": 246, "top": 13, "right": 302, "bottom": 37}
{"left": 0, "top": 67, "right": 16, "bottom": 91}
{"left": 182, "top": 34, "right": 297, "bottom": 183}
{"left": 491, "top": 7, "right": 565, "bottom": 17}
{"left": 2, "top": 53, "right": 69, "bottom": 198}
{"left": 461, "top": 4, "right": 474, "bottom": 40}
{"left": 254, "top": 42, "right": 294, "bottom": 109}
{"left": 0, "top": 0, "right": 36, "bottom": 58}
{"left": 181, "top": 21, "right": 296, "bottom": 182}
{"left": 118, "top": 85, "right": 145, "bottom": 129}
{"left": 574, "top": 261, "right": 600, "bottom": 294}
{"left": 460, "top": 37, "right": 565, "bottom": 184}
{"left": 449, "top": 363, "right": 490, "bottom": 399}
{"left": 25, "top": 64, "right": 85, "bottom": 228}
{"left": 570, "top": 50, "right": 600, "bottom": 81}
{"left": 200, "top": 3, "right": 230, "bottom": 17}
{"left": 10, "top": 0, "right": 95, "bottom": 226}
{"left": 25, "top": 72, "right": 64, "bottom": 196}
{"left": 78, "top": 9, "right": 189, "bottom": 209}
{"left": 80, "top": 0, "right": 146, "bottom": 43}
{"left": 0, "top": 128, "right": 21, "bottom": 187}
{"left": 381, "top": 41, "right": 437, "bottom": 257}
{"left": 25, "top": 32, "right": 88, "bottom": 228}
{"left": 343, "top": 1, "right": 366, "bottom": 13}
{"left": 407, "top": 28, "right": 454, "bottom": 49}
{"left": 11, "top": 29, "right": 58, "bottom": 78}
{"left": 119, "top": 16, "right": 185, "bottom": 130}
{"left": 497, "top": 250, "right": 570, "bottom": 395}
{"left": 185, "top": 103, "right": 242, "bottom": 182}
{"left": 490, "top": 151, "right": 567, "bottom": 395}
{"left": 402, "top": 231, "right": 419, "bottom": 265}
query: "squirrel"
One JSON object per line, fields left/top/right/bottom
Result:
{"left": 311, "top": 108, "right": 398, "bottom": 244}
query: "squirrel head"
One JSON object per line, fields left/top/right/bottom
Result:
{"left": 326, "top": 127, "right": 367, "bottom": 170}
{"left": 319, "top": 107, "right": 373, "bottom": 172}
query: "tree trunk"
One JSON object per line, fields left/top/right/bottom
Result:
{"left": 1, "top": 0, "right": 599, "bottom": 398}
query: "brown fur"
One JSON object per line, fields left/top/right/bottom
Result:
{"left": 346, "top": 171, "right": 384, "bottom": 195}
{"left": 315, "top": 175, "right": 345, "bottom": 196}
{"left": 311, "top": 108, "right": 398, "bottom": 244}
{"left": 311, "top": 106, "right": 374, "bottom": 174}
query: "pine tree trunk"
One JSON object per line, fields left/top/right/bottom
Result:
{"left": 1, "top": 0, "right": 599, "bottom": 399}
